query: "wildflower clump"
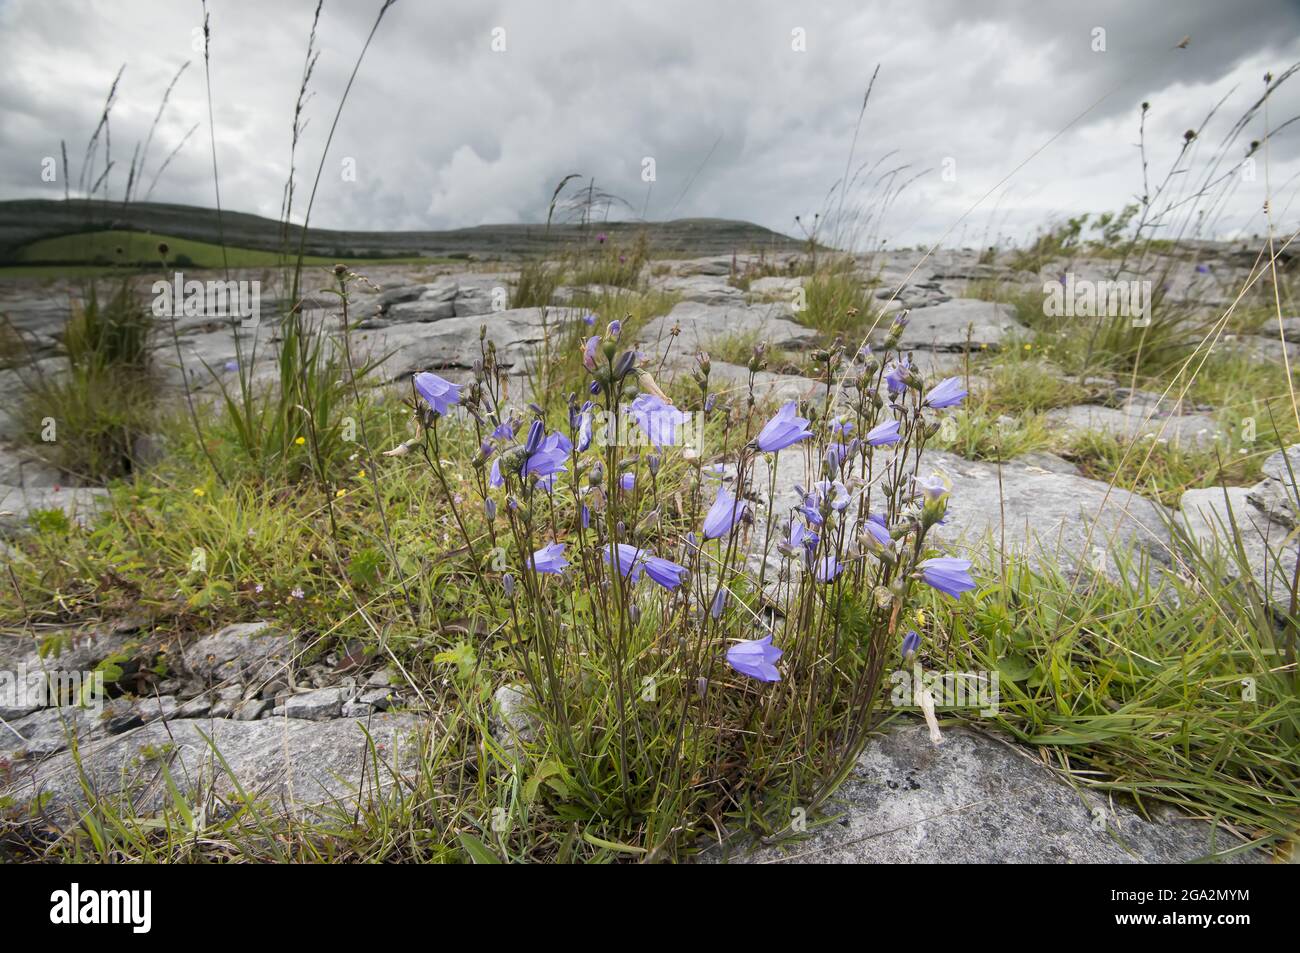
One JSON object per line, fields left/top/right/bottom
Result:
{"left": 403, "top": 316, "right": 974, "bottom": 854}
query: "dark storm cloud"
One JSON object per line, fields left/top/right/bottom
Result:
{"left": 1, "top": 0, "right": 1297, "bottom": 246}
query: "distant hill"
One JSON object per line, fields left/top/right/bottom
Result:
{"left": 0, "top": 199, "right": 804, "bottom": 262}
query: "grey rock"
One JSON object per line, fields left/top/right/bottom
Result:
{"left": 883, "top": 298, "right": 1025, "bottom": 351}
{"left": 1247, "top": 477, "right": 1298, "bottom": 528}
{"left": 1179, "top": 486, "right": 1300, "bottom": 607}
{"left": 378, "top": 284, "right": 426, "bottom": 310}
{"left": 1260, "top": 444, "right": 1300, "bottom": 483}
{"left": 182, "top": 621, "right": 295, "bottom": 686}
{"left": 0, "top": 446, "right": 62, "bottom": 488}
{"left": 367, "top": 306, "right": 580, "bottom": 382}
{"left": 689, "top": 361, "right": 824, "bottom": 407}
{"left": 928, "top": 263, "right": 1000, "bottom": 282}
{"left": 0, "top": 700, "right": 42, "bottom": 721}
{"left": 0, "top": 360, "right": 61, "bottom": 440}
{"left": 652, "top": 274, "right": 745, "bottom": 305}
{"left": 359, "top": 687, "right": 397, "bottom": 710}
{"left": 283, "top": 686, "right": 349, "bottom": 721}
{"left": 550, "top": 283, "right": 624, "bottom": 305}
{"left": 904, "top": 349, "right": 967, "bottom": 382}
{"left": 233, "top": 698, "right": 271, "bottom": 721}
{"left": 20, "top": 627, "right": 135, "bottom": 674}
{"left": 1045, "top": 404, "right": 1222, "bottom": 447}
{"left": 4, "top": 713, "right": 427, "bottom": 823}
{"left": 340, "top": 702, "right": 374, "bottom": 718}
{"left": 748, "top": 276, "right": 804, "bottom": 298}
{"left": 453, "top": 286, "right": 504, "bottom": 317}
{"left": 161, "top": 327, "right": 275, "bottom": 396}
{"left": 492, "top": 683, "right": 539, "bottom": 753}
{"left": 101, "top": 698, "right": 145, "bottom": 734}
{"left": 1014, "top": 451, "right": 1081, "bottom": 476}
{"left": 675, "top": 257, "right": 734, "bottom": 277}
{"left": 0, "top": 631, "right": 35, "bottom": 671}
{"left": 176, "top": 694, "right": 213, "bottom": 719}
{"left": 1278, "top": 316, "right": 1300, "bottom": 343}
{"left": 0, "top": 485, "right": 108, "bottom": 537}
{"left": 210, "top": 684, "right": 244, "bottom": 718}
{"left": 1, "top": 706, "right": 101, "bottom": 760}
{"left": 387, "top": 297, "right": 456, "bottom": 323}
{"left": 1231, "top": 334, "right": 1300, "bottom": 364}
{"left": 1113, "top": 387, "right": 1213, "bottom": 415}
{"left": 749, "top": 448, "right": 1172, "bottom": 585}
{"left": 1248, "top": 445, "right": 1300, "bottom": 527}
{"left": 176, "top": 679, "right": 206, "bottom": 700}
{"left": 705, "top": 723, "right": 1257, "bottom": 863}
{"left": 0, "top": 662, "right": 46, "bottom": 720}
{"left": 924, "top": 450, "right": 1172, "bottom": 580}
{"left": 416, "top": 279, "right": 461, "bottom": 303}
{"left": 899, "top": 289, "right": 953, "bottom": 309}
{"left": 381, "top": 275, "right": 513, "bottom": 322}
{"left": 640, "top": 301, "right": 817, "bottom": 355}
{"left": 131, "top": 691, "right": 180, "bottom": 722}
{"left": 304, "top": 665, "right": 334, "bottom": 688}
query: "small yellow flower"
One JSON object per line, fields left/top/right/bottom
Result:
{"left": 335, "top": 488, "right": 347, "bottom": 498}
{"left": 192, "top": 487, "right": 205, "bottom": 497}
{"left": 295, "top": 436, "right": 306, "bottom": 445}
{"left": 916, "top": 609, "right": 926, "bottom": 626}
{"left": 356, "top": 469, "right": 367, "bottom": 480}
{"left": 1023, "top": 343, "right": 1032, "bottom": 351}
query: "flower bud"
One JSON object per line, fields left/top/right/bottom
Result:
{"left": 921, "top": 495, "right": 948, "bottom": 529}
{"left": 524, "top": 419, "right": 544, "bottom": 454}
{"left": 612, "top": 349, "right": 637, "bottom": 380}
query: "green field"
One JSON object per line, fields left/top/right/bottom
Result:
{"left": 3, "top": 229, "right": 444, "bottom": 275}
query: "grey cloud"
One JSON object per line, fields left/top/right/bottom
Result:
{"left": 0, "top": 0, "right": 1297, "bottom": 247}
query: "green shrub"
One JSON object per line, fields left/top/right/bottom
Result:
{"left": 16, "top": 279, "right": 157, "bottom": 480}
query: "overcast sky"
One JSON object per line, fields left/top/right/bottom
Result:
{"left": 2, "top": 0, "right": 1299, "bottom": 248}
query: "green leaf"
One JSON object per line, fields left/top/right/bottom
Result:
{"left": 581, "top": 832, "right": 647, "bottom": 855}
{"left": 458, "top": 832, "right": 501, "bottom": 864}
{"left": 96, "top": 662, "right": 124, "bottom": 683}
{"left": 348, "top": 547, "right": 384, "bottom": 589}
{"left": 523, "top": 759, "right": 571, "bottom": 803}
{"left": 997, "top": 653, "right": 1034, "bottom": 682}
{"left": 434, "top": 642, "right": 477, "bottom": 681}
